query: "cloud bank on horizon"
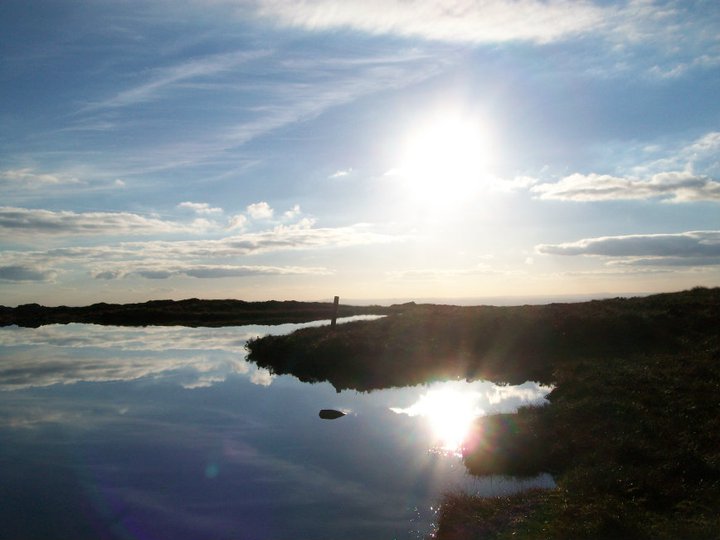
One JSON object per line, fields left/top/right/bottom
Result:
{"left": 1, "top": 0, "right": 719, "bottom": 305}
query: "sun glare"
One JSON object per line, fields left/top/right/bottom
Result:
{"left": 391, "top": 386, "right": 483, "bottom": 456}
{"left": 396, "top": 111, "right": 493, "bottom": 205}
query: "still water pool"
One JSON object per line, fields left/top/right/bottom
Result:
{"left": 0, "top": 319, "right": 553, "bottom": 539}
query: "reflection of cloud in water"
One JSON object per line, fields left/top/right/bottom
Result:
{"left": 0, "top": 318, "right": 379, "bottom": 391}
{"left": 0, "top": 347, "right": 272, "bottom": 391}
{"left": 0, "top": 316, "right": 380, "bottom": 352}
{"left": 390, "top": 380, "right": 551, "bottom": 454}
{"left": 0, "top": 324, "right": 257, "bottom": 352}
{"left": 0, "top": 323, "right": 287, "bottom": 390}
{"left": 249, "top": 369, "right": 274, "bottom": 386}
{"left": 390, "top": 380, "right": 552, "bottom": 417}
{"left": 487, "top": 382, "right": 554, "bottom": 405}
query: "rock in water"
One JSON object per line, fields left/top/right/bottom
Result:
{"left": 319, "top": 409, "right": 345, "bottom": 420}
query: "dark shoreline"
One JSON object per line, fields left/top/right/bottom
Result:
{"left": 0, "top": 298, "right": 390, "bottom": 328}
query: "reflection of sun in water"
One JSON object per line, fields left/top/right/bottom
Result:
{"left": 391, "top": 386, "right": 483, "bottom": 456}
{"left": 396, "top": 111, "right": 493, "bottom": 205}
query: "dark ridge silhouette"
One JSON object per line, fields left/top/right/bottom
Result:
{"left": 0, "top": 298, "right": 389, "bottom": 328}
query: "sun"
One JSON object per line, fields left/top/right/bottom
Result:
{"left": 395, "top": 111, "right": 493, "bottom": 205}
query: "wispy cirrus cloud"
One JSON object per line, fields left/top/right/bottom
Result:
{"left": 248, "top": 0, "right": 609, "bottom": 44}
{"left": 637, "top": 131, "right": 720, "bottom": 175}
{"left": 220, "top": 50, "right": 448, "bottom": 147}
{"left": 61, "top": 49, "right": 447, "bottom": 180}
{"left": 242, "top": 0, "right": 720, "bottom": 81}
{"left": 537, "top": 230, "right": 720, "bottom": 267}
{"left": 82, "top": 50, "right": 270, "bottom": 111}
{"left": 648, "top": 52, "right": 720, "bottom": 79}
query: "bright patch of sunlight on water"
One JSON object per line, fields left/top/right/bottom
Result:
{"left": 391, "top": 385, "right": 483, "bottom": 456}
{"left": 390, "top": 380, "right": 551, "bottom": 456}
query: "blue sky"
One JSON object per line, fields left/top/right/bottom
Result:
{"left": 1, "top": 0, "right": 719, "bottom": 306}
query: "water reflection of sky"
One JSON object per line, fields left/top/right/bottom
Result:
{"left": 0, "top": 317, "right": 379, "bottom": 390}
{"left": 0, "top": 321, "right": 553, "bottom": 539}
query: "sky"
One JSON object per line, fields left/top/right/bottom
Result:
{"left": 1, "top": 0, "right": 719, "bottom": 306}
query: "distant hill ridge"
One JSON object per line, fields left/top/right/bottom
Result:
{"left": 0, "top": 298, "right": 389, "bottom": 328}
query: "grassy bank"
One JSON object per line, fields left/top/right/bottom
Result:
{"left": 247, "top": 287, "right": 720, "bottom": 538}
{"left": 442, "top": 346, "right": 720, "bottom": 538}
{"left": 247, "top": 288, "right": 715, "bottom": 391}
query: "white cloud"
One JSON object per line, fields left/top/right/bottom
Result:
{"left": 0, "top": 168, "right": 81, "bottom": 188}
{"left": 0, "top": 218, "right": 401, "bottom": 283}
{"left": 537, "top": 230, "right": 720, "bottom": 267}
{"left": 249, "top": 0, "right": 610, "bottom": 44}
{"left": 230, "top": 219, "right": 398, "bottom": 254}
{"left": 527, "top": 131, "right": 720, "bottom": 203}
{"left": 120, "top": 263, "right": 332, "bottom": 280}
{"left": 532, "top": 171, "right": 720, "bottom": 202}
{"left": 329, "top": 169, "right": 352, "bottom": 179}
{"left": 1, "top": 222, "right": 399, "bottom": 266}
{"left": 228, "top": 214, "right": 248, "bottom": 230}
{"left": 283, "top": 205, "right": 301, "bottom": 220}
{"left": 178, "top": 201, "right": 223, "bottom": 215}
{"left": 0, "top": 207, "right": 206, "bottom": 237}
{"left": 190, "top": 218, "right": 215, "bottom": 231}
{"left": 246, "top": 201, "right": 274, "bottom": 219}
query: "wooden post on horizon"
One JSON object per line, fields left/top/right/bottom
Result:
{"left": 331, "top": 295, "right": 339, "bottom": 327}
